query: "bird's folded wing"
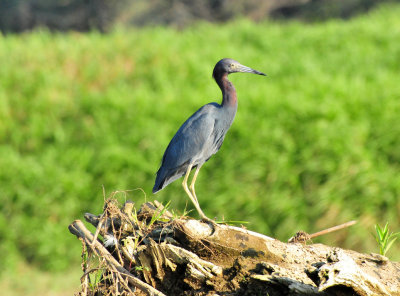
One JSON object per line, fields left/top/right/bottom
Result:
{"left": 162, "top": 104, "right": 217, "bottom": 169}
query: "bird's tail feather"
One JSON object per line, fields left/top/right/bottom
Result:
{"left": 152, "top": 179, "right": 165, "bottom": 194}
{"left": 153, "top": 166, "right": 171, "bottom": 193}
{"left": 152, "top": 167, "right": 185, "bottom": 194}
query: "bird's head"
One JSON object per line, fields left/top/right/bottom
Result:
{"left": 213, "top": 58, "right": 266, "bottom": 80}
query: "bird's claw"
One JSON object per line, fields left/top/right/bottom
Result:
{"left": 200, "top": 216, "right": 218, "bottom": 234}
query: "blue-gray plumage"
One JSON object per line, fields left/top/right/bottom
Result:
{"left": 153, "top": 58, "right": 266, "bottom": 221}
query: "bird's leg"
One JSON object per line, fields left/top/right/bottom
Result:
{"left": 189, "top": 166, "right": 217, "bottom": 226}
{"left": 189, "top": 166, "right": 204, "bottom": 215}
{"left": 182, "top": 164, "right": 208, "bottom": 220}
{"left": 189, "top": 165, "right": 201, "bottom": 204}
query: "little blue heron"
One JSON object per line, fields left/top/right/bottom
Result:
{"left": 153, "top": 58, "right": 266, "bottom": 221}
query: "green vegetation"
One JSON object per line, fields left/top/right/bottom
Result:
{"left": 1, "top": 3, "right": 400, "bottom": 280}
{"left": 148, "top": 201, "right": 171, "bottom": 227}
{"left": 374, "top": 223, "right": 399, "bottom": 256}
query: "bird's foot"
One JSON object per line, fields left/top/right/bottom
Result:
{"left": 200, "top": 216, "right": 218, "bottom": 234}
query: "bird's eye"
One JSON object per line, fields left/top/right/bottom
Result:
{"left": 230, "top": 64, "right": 234, "bottom": 68}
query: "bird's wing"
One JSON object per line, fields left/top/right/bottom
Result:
{"left": 161, "top": 103, "right": 218, "bottom": 170}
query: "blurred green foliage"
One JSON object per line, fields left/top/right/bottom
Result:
{"left": 0, "top": 3, "right": 399, "bottom": 273}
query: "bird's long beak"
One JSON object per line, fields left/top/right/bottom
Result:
{"left": 236, "top": 64, "right": 266, "bottom": 76}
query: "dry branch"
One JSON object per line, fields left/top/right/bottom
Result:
{"left": 69, "top": 220, "right": 166, "bottom": 296}
{"left": 69, "top": 199, "right": 400, "bottom": 296}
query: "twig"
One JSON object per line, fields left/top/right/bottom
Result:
{"left": 90, "top": 213, "right": 104, "bottom": 247}
{"left": 288, "top": 220, "right": 357, "bottom": 243}
{"left": 69, "top": 220, "right": 166, "bottom": 296}
{"left": 309, "top": 220, "right": 357, "bottom": 239}
{"left": 80, "top": 239, "right": 88, "bottom": 296}
{"left": 110, "top": 216, "right": 125, "bottom": 266}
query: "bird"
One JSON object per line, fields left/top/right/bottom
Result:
{"left": 153, "top": 58, "right": 266, "bottom": 222}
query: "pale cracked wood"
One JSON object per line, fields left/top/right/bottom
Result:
{"left": 175, "top": 219, "right": 400, "bottom": 295}
{"left": 317, "top": 251, "right": 389, "bottom": 295}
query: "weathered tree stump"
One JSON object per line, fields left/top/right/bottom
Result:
{"left": 68, "top": 198, "right": 400, "bottom": 295}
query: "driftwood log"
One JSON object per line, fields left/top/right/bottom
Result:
{"left": 68, "top": 199, "right": 400, "bottom": 295}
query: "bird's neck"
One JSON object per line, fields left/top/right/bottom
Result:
{"left": 217, "top": 73, "right": 238, "bottom": 107}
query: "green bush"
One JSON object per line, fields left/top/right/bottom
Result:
{"left": 0, "top": 3, "right": 399, "bottom": 272}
